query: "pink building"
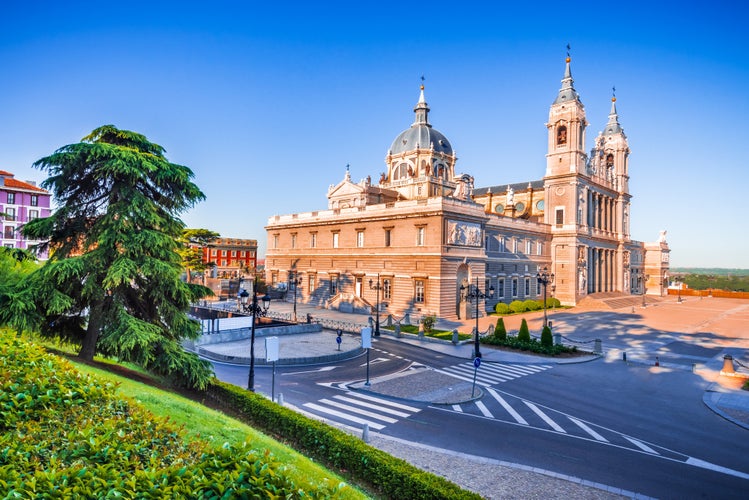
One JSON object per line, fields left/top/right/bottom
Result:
{"left": 0, "top": 170, "right": 52, "bottom": 259}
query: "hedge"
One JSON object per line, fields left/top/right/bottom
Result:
{"left": 204, "top": 381, "right": 482, "bottom": 500}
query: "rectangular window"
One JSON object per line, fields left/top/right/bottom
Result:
{"left": 536, "top": 279, "right": 542, "bottom": 295}
{"left": 383, "top": 278, "right": 392, "bottom": 300}
{"left": 231, "top": 250, "right": 237, "bottom": 257}
{"left": 4, "top": 226, "right": 14, "bottom": 238}
{"left": 384, "top": 229, "right": 391, "bottom": 247}
{"left": 291, "top": 234, "right": 297, "bottom": 249}
{"left": 499, "top": 237, "right": 505, "bottom": 252}
{"left": 416, "top": 227, "right": 425, "bottom": 246}
{"left": 356, "top": 231, "right": 364, "bottom": 248}
{"left": 414, "top": 280, "right": 425, "bottom": 303}
{"left": 6, "top": 193, "right": 15, "bottom": 204}
{"left": 28, "top": 210, "right": 39, "bottom": 220}
{"left": 310, "top": 233, "right": 317, "bottom": 248}
{"left": 537, "top": 242, "right": 543, "bottom": 255}
{"left": 555, "top": 208, "right": 564, "bottom": 226}
{"left": 221, "top": 259, "right": 227, "bottom": 266}
{"left": 512, "top": 278, "right": 518, "bottom": 297}
{"left": 512, "top": 239, "right": 517, "bottom": 253}
{"left": 4, "top": 243, "right": 13, "bottom": 248}
{"left": 332, "top": 233, "right": 339, "bottom": 248}
{"left": 221, "top": 250, "right": 227, "bottom": 257}
{"left": 273, "top": 235, "right": 279, "bottom": 249}
{"left": 211, "top": 249, "right": 217, "bottom": 256}
{"left": 524, "top": 278, "right": 530, "bottom": 296}
{"left": 30, "top": 195, "right": 38, "bottom": 207}
{"left": 526, "top": 240, "right": 532, "bottom": 254}
{"left": 308, "top": 275, "right": 315, "bottom": 292}
{"left": 498, "top": 278, "right": 505, "bottom": 298}
{"left": 4, "top": 208, "right": 15, "bottom": 221}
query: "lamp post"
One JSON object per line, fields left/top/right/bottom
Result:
{"left": 536, "top": 266, "right": 555, "bottom": 328}
{"left": 675, "top": 276, "right": 683, "bottom": 303}
{"left": 641, "top": 273, "right": 649, "bottom": 307}
{"left": 289, "top": 271, "right": 302, "bottom": 323}
{"left": 247, "top": 276, "right": 271, "bottom": 392}
{"left": 369, "top": 274, "right": 382, "bottom": 337}
{"left": 460, "top": 277, "right": 495, "bottom": 358}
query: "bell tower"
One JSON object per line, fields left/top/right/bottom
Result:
{"left": 545, "top": 53, "right": 588, "bottom": 177}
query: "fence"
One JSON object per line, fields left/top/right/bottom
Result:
{"left": 667, "top": 289, "right": 749, "bottom": 300}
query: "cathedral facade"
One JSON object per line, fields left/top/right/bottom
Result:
{"left": 264, "top": 55, "right": 670, "bottom": 321}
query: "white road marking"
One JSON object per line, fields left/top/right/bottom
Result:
{"left": 486, "top": 387, "right": 528, "bottom": 425}
{"left": 317, "top": 398, "right": 398, "bottom": 423}
{"left": 569, "top": 417, "right": 608, "bottom": 442}
{"left": 624, "top": 436, "right": 658, "bottom": 454}
{"left": 524, "top": 401, "right": 566, "bottom": 433}
{"left": 476, "top": 400, "right": 494, "bottom": 418}
{"left": 303, "top": 402, "right": 385, "bottom": 430}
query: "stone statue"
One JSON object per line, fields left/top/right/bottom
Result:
{"left": 506, "top": 185, "right": 514, "bottom": 205}
{"left": 658, "top": 230, "right": 667, "bottom": 243}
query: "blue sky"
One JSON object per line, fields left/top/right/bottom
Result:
{"left": 1, "top": 1, "right": 747, "bottom": 268}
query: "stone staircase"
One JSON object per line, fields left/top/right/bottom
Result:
{"left": 577, "top": 292, "right": 661, "bottom": 310}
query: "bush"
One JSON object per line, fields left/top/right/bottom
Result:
{"left": 493, "top": 318, "right": 507, "bottom": 341}
{"left": 494, "top": 302, "right": 510, "bottom": 315}
{"left": 509, "top": 300, "right": 526, "bottom": 314}
{"left": 523, "top": 299, "right": 540, "bottom": 311}
{"left": 517, "top": 318, "right": 531, "bottom": 342}
{"left": 541, "top": 325, "right": 553, "bottom": 347}
{"left": 546, "top": 297, "right": 561, "bottom": 308}
{"left": 422, "top": 315, "right": 436, "bottom": 333}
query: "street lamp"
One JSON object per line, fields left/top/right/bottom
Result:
{"left": 247, "top": 276, "right": 271, "bottom": 392}
{"left": 369, "top": 274, "right": 382, "bottom": 337}
{"left": 460, "top": 277, "right": 495, "bottom": 358}
{"left": 641, "top": 273, "right": 649, "bottom": 307}
{"left": 675, "top": 276, "right": 683, "bottom": 303}
{"left": 536, "top": 266, "right": 555, "bottom": 328}
{"left": 289, "top": 271, "right": 302, "bottom": 323}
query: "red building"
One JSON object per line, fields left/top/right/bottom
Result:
{"left": 201, "top": 238, "right": 258, "bottom": 279}
{"left": 1, "top": 170, "right": 52, "bottom": 259}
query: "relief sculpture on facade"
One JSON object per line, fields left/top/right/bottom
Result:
{"left": 448, "top": 220, "right": 482, "bottom": 247}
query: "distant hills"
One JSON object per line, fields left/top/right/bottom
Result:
{"left": 671, "top": 268, "right": 749, "bottom": 276}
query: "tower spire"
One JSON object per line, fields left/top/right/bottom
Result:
{"left": 605, "top": 87, "right": 623, "bottom": 135}
{"left": 413, "top": 76, "right": 430, "bottom": 127}
{"left": 554, "top": 45, "right": 579, "bottom": 104}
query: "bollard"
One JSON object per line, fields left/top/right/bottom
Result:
{"left": 277, "top": 393, "right": 284, "bottom": 406}
{"left": 361, "top": 424, "right": 370, "bottom": 443}
{"left": 553, "top": 333, "right": 562, "bottom": 345}
{"left": 452, "top": 329, "right": 459, "bottom": 345}
{"left": 721, "top": 354, "right": 735, "bottom": 375}
{"left": 394, "top": 323, "right": 401, "bottom": 338}
{"left": 418, "top": 323, "right": 424, "bottom": 339}
{"left": 655, "top": 355, "right": 659, "bottom": 367}
{"left": 593, "top": 339, "right": 602, "bottom": 354}
{"left": 622, "top": 351, "right": 627, "bottom": 362}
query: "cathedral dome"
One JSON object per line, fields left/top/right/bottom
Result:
{"left": 388, "top": 85, "right": 453, "bottom": 156}
{"left": 389, "top": 125, "right": 453, "bottom": 156}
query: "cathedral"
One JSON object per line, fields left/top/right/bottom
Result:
{"left": 264, "top": 54, "right": 670, "bottom": 321}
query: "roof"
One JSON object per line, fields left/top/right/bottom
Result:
{"left": 388, "top": 85, "right": 453, "bottom": 156}
{"left": 473, "top": 180, "right": 545, "bottom": 196}
{"left": 2, "top": 177, "right": 48, "bottom": 193}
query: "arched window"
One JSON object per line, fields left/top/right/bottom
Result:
{"left": 393, "top": 163, "right": 410, "bottom": 180}
{"left": 556, "top": 125, "right": 567, "bottom": 145}
{"left": 605, "top": 153, "right": 614, "bottom": 168}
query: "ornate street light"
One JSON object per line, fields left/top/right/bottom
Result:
{"left": 536, "top": 266, "right": 555, "bottom": 328}
{"left": 642, "top": 273, "right": 650, "bottom": 307}
{"left": 369, "top": 274, "right": 382, "bottom": 337}
{"left": 247, "top": 276, "right": 271, "bottom": 392}
{"left": 460, "top": 277, "right": 495, "bottom": 358}
{"left": 289, "top": 271, "right": 302, "bottom": 323}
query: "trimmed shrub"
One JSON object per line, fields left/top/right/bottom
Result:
{"left": 523, "top": 299, "right": 540, "bottom": 311}
{"left": 494, "top": 302, "right": 510, "bottom": 314}
{"left": 509, "top": 300, "right": 526, "bottom": 314}
{"left": 541, "top": 325, "right": 553, "bottom": 347}
{"left": 422, "top": 315, "right": 436, "bottom": 333}
{"left": 548, "top": 297, "right": 562, "bottom": 308}
{"left": 518, "top": 318, "right": 531, "bottom": 342}
{"left": 493, "top": 317, "right": 507, "bottom": 341}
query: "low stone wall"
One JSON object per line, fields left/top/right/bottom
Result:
{"left": 193, "top": 323, "right": 322, "bottom": 346}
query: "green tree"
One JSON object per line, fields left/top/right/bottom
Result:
{"left": 22, "top": 125, "right": 213, "bottom": 389}
{"left": 540, "top": 325, "right": 553, "bottom": 347}
{"left": 0, "top": 248, "right": 42, "bottom": 335}
{"left": 517, "top": 318, "right": 531, "bottom": 342}
{"left": 178, "top": 228, "right": 220, "bottom": 283}
{"left": 493, "top": 317, "right": 507, "bottom": 341}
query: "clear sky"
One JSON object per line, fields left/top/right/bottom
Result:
{"left": 1, "top": 1, "right": 747, "bottom": 268}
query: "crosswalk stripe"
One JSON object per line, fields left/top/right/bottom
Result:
{"left": 433, "top": 368, "right": 492, "bottom": 386}
{"left": 487, "top": 364, "right": 542, "bottom": 376}
{"left": 524, "top": 401, "right": 566, "bottom": 433}
{"left": 303, "top": 402, "right": 386, "bottom": 430}
{"left": 624, "top": 436, "right": 658, "bottom": 454}
{"left": 443, "top": 365, "right": 510, "bottom": 383}
{"left": 318, "top": 398, "right": 398, "bottom": 423}
{"left": 346, "top": 392, "right": 421, "bottom": 412}
{"left": 487, "top": 387, "right": 528, "bottom": 425}
{"left": 569, "top": 417, "right": 608, "bottom": 442}
{"left": 476, "top": 400, "right": 494, "bottom": 418}
{"left": 332, "top": 395, "right": 411, "bottom": 417}
{"left": 480, "top": 365, "right": 525, "bottom": 378}
{"left": 452, "top": 404, "right": 462, "bottom": 412}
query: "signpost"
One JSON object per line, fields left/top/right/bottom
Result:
{"left": 361, "top": 327, "right": 372, "bottom": 386}
{"left": 472, "top": 356, "right": 481, "bottom": 398}
{"left": 265, "top": 336, "right": 280, "bottom": 402}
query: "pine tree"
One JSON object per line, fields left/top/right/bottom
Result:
{"left": 518, "top": 318, "right": 531, "bottom": 342}
{"left": 541, "top": 325, "right": 553, "bottom": 347}
{"left": 493, "top": 317, "right": 507, "bottom": 341}
{"left": 23, "top": 125, "right": 213, "bottom": 389}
